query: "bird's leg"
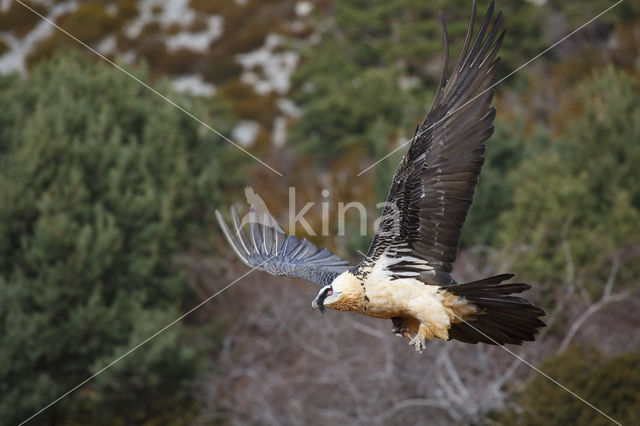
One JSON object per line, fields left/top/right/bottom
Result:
{"left": 409, "top": 323, "right": 429, "bottom": 353}
{"left": 391, "top": 317, "right": 411, "bottom": 339}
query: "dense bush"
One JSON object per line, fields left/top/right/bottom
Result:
{"left": 0, "top": 52, "right": 242, "bottom": 424}
{"left": 462, "top": 119, "right": 535, "bottom": 247}
{"left": 489, "top": 346, "right": 640, "bottom": 426}
{"left": 287, "top": 0, "right": 628, "bottom": 240}
{"left": 498, "top": 67, "right": 640, "bottom": 294}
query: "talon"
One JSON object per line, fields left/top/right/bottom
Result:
{"left": 409, "top": 334, "right": 426, "bottom": 353}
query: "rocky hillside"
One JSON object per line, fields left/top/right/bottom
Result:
{"left": 0, "top": 0, "right": 326, "bottom": 149}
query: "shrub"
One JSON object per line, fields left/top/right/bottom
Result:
{"left": 489, "top": 346, "right": 640, "bottom": 426}
{"left": 0, "top": 51, "right": 242, "bottom": 424}
{"left": 498, "top": 67, "right": 640, "bottom": 292}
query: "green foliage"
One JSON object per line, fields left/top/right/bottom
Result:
{"left": 328, "top": 0, "right": 546, "bottom": 74}
{"left": 287, "top": 0, "right": 552, "bottom": 214}
{"left": 463, "top": 119, "right": 557, "bottom": 247}
{"left": 490, "top": 346, "right": 640, "bottom": 426}
{"left": 547, "top": 0, "right": 639, "bottom": 28}
{"left": 463, "top": 119, "right": 525, "bottom": 246}
{"left": 0, "top": 52, "right": 241, "bottom": 424}
{"left": 290, "top": 43, "right": 426, "bottom": 202}
{"left": 290, "top": 64, "right": 406, "bottom": 160}
{"left": 497, "top": 67, "right": 640, "bottom": 293}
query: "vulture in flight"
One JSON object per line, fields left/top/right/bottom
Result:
{"left": 216, "top": 0, "right": 545, "bottom": 353}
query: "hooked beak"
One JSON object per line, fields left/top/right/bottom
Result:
{"left": 311, "top": 296, "right": 325, "bottom": 313}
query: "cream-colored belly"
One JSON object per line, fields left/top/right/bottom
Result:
{"left": 328, "top": 267, "right": 475, "bottom": 341}
{"left": 364, "top": 275, "right": 449, "bottom": 324}
{"left": 363, "top": 269, "right": 479, "bottom": 341}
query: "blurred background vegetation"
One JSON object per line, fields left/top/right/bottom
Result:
{"left": 0, "top": 0, "right": 639, "bottom": 425}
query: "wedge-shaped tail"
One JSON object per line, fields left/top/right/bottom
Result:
{"left": 446, "top": 274, "right": 546, "bottom": 345}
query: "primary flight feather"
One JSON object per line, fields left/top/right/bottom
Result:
{"left": 216, "top": 0, "right": 545, "bottom": 353}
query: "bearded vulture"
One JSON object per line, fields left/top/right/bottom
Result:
{"left": 216, "top": 0, "right": 545, "bottom": 353}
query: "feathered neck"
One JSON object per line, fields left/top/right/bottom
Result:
{"left": 328, "top": 272, "right": 365, "bottom": 312}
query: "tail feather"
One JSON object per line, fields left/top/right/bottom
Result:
{"left": 446, "top": 274, "right": 546, "bottom": 345}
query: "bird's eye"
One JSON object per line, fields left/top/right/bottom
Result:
{"left": 327, "top": 290, "right": 333, "bottom": 296}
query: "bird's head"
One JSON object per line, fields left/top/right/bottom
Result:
{"left": 311, "top": 271, "right": 361, "bottom": 312}
{"left": 311, "top": 284, "right": 339, "bottom": 313}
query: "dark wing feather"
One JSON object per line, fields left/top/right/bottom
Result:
{"left": 216, "top": 205, "right": 351, "bottom": 286}
{"left": 358, "top": 1, "right": 504, "bottom": 285}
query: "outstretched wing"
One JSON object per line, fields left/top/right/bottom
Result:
{"left": 216, "top": 205, "right": 351, "bottom": 286}
{"left": 359, "top": 1, "right": 504, "bottom": 285}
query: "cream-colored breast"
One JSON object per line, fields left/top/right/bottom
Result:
{"left": 364, "top": 268, "right": 445, "bottom": 320}
{"left": 362, "top": 257, "right": 469, "bottom": 335}
{"left": 329, "top": 259, "right": 473, "bottom": 336}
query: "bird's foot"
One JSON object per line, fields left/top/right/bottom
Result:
{"left": 391, "top": 317, "right": 411, "bottom": 339}
{"left": 409, "top": 334, "right": 427, "bottom": 353}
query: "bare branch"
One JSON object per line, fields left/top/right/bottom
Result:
{"left": 558, "top": 292, "right": 628, "bottom": 354}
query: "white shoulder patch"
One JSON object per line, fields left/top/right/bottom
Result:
{"left": 374, "top": 251, "right": 433, "bottom": 279}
